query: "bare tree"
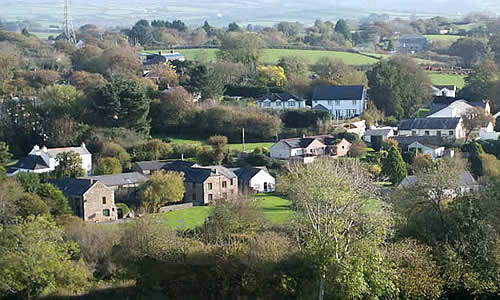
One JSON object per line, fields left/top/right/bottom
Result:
{"left": 462, "top": 107, "right": 494, "bottom": 141}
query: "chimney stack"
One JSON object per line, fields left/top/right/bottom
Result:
{"left": 41, "top": 146, "right": 48, "bottom": 152}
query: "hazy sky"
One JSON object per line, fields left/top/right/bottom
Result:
{"left": 2, "top": 0, "right": 499, "bottom": 27}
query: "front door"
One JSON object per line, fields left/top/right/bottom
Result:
{"left": 264, "top": 182, "right": 268, "bottom": 192}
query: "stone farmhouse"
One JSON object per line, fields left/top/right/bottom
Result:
{"left": 50, "top": 178, "right": 117, "bottom": 223}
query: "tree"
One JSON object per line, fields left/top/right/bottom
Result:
{"left": 37, "top": 183, "right": 72, "bottom": 216}
{"left": 412, "top": 154, "right": 434, "bottom": 173}
{"left": 15, "top": 172, "right": 41, "bottom": 193}
{"left": 367, "top": 56, "right": 432, "bottom": 119}
{"left": 127, "top": 19, "right": 153, "bottom": 45}
{"left": 277, "top": 55, "right": 308, "bottom": 78}
{"left": 466, "top": 141, "right": 484, "bottom": 177}
{"left": 100, "top": 142, "right": 131, "bottom": 169}
{"left": 0, "top": 141, "right": 12, "bottom": 172}
{"left": 311, "top": 57, "right": 367, "bottom": 86}
{"left": 449, "top": 38, "right": 489, "bottom": 67}
{"left": 150, "top": 87, "right": 198, "bottom": 133}
{"left": 277, "top": 21, "right": 301, "bottom": 38}
{"left": 147, "top": 62, "right": 179, "bottom": 90}
{"left": 94, "top": 157, "right": 122, "bottom": 175}
{"left": 140, "top": 171, "right": 185, "bottom": 213}
{"left": 460, "top": 59, "right": 499, "bottom": 101}
{"left": 348, "top": 139, "right": 367, "bottom": 157}
{"left": 257, "top": 65, "right": 287, "bottom": 87}
{"left": 227, "top": 22, "right": 241, "bottom": 32}
{"left": 382, "top": 146, "right": 407, "bottom": 184}
{"left": 361, "top": 100, "right": 385, "bottom": 127}
{"left": 16, "top": 193, "right": 50, "bottom": 218}
{"left": 69, "top": 71, "right": 107, "bottom": 92}
{"left": 54, "top": 151, "right": 85, "bottom": 178}
{"left": 0, "top": 216, "right": 89, "bottom": 298}
{"left": 461, "top": 107, "right": 494, "bottom": 141}
{"left": 278, "top": 159, "right": 393, "bottom": 300}
{"left": 0, "top": 178, "right": 24, "bottom": 223}
{"left": 335, "top": 19, "right": 350, "bottom": 40}
{"left": 132, "top": 139, "right": 172, "bottom": 161}
{"left": 217, "top": 32, "right": 263, "bottom": 73}
{"left": 93, "top": 78, "right": 151, "bottom": 134}
{"left": 44, "top": 116, "right": 88, "bottom": 148}
{"left": 208, "top": 135, "right": 228, "bottom": 165}
{"left": 488, "top": 33, "right": 500, "bottom": 64}
{"left": 39, "top": 84, "right": 83, "bottom": 117}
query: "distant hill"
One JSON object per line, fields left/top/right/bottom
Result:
{"left": 2, "top": 0, "right": 500, "bottom": 28}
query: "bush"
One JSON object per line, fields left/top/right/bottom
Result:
{"left": 368, "top": 164, "right": 382, "bottom": 176}
{"left": 371, "top": 135, "right": 383, "bottom": 152}
{"left": 384, "top": 116, "right": 399, "bottom": 127}
{"left": 334, "top": 132, "right": 359, "bottom": 143}
{"left": 382, "top": 138, "right": 399, "bottom": 150}
{"left": 116, "top": 203, "right": 130, "bottom": 218}
{"left": 94, "top": 157, "right": 122, "bottom": 175}
{"left": 349, "top": 139, "right": 367, "bottom": 158}
{"left": 132, "top": 139, "right": 172, "bottom": 161}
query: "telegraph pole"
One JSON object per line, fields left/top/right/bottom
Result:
{"left": 242, "top": 128, "right": 245, "bottom": 152}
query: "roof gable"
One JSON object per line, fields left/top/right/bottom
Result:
{"left": 49, "top": 178, "right": 96, "bottom": 196}
{"left": 312, "top": 85, "right": 365, "bottom": 101}
{"left": 12, "top": 155, "right": 49, "bottom": 170}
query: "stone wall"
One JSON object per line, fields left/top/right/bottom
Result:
{"left": 83, "top": 181, "right": 117, "bottom": 223}
{"left": 159, "top": 202, "right": 193, "bottom": 213}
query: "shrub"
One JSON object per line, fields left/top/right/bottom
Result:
{"left": 371, "top": 135, "right": 383, "bottom": 152}
{"left": 116, "top": 203, "right": 130, "bottom": 218}
{"left": 349, "top": 139, "right": 367, "bottom": 158}
{"left": 384, "top": 116, "right": 398, "bottom": 127}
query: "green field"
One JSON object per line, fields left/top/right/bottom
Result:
{"left": 424, "top": 34, "right": 463, "bottom": 41}
{"left": 165, "top": 136, "right": 273, "bottom": 153}
{"left": 31, "top": 32, "right": 57, "bottom": 40}
{"left": 428, "top": 72, "right": 466, "bottom": 89}
{"left": 153, "top": 48, "right": 380, "bottom": 65}
{"left": 162, "top": 193, "right": 293, "bottom": 229}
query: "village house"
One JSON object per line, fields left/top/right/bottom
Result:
{"left": 270, "top": 135, "right": 351, "bottom": 161}
{"left": 50, "top": 178, "right": 117, "bottom": 223}
{"left": 163, "top": 161, "right": 239, "bottom": 206}
{"left": 400, "top": 171, "right": 479, "bottom": 193}
{"left": 232, "top": 167, "right": 275, "bottom": 193}
{"left": 7, "top": 143, "right": 92, "bottom": 176}
{"left": 397, "top": 34, "right": 428, "bottom": 53}
{"left": 256, "top": 92, "right": 306, "bottom": 110}
{"left": 408, "top": 141, "right": 445, "bottom": 160}
{"left": 432, "top": 85, "right": 457, "bottom": 98}
{"left": 363, "top": 127, "right": 396, "bottom": 144}
{"left": 427, "top": 99, "right": 491, "bottom": 118}
{"left": 312, "top": 85, "right": 367, "bottom": 119}
{"left": 141, "top": 50, "right": 185, "bottom": 65}
{"left": 84, "top": 172, "right": 149, "bottom": 202}
{"left": 398, "top": 118, "right": 465, "bottom": 140}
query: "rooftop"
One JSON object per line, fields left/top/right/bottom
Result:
{"left": 398, "top": 118, "right": 461, "bottom": 130}
{"left": 84, "top": 172, "right": 149, "bottom": 187}
{"left": 312, "top": 85, "right": 365, "bottom": 101}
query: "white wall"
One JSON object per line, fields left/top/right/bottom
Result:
{"left": 249, "top": 171, "right": 276, "bottom": 192}
{"left": 259, "top": 99, "right": 305, "bottom": 110}
{"left": 312, "top": 99, "right": 364, "bottom": 118}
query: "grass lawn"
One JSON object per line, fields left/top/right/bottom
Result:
{"left": 163, "top": 135, "right": 273, "bottom": 153}
{"left": 161, "top": 193, "right": 294, "bottom": 229}
{"left": 423, "top": 34, "right": 463, "bottom": 41}
{"left": 428, "top": 72, "right": 466, "bottom": 89}
{"left": 148, "top": 48, "right": 380, "bottom": 65}
{"left": 254, "top": 193, "right": 294, "bottom": 224}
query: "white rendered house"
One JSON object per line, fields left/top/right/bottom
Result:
{"left": 7, "top": 143, "right": 92, "bottom": 176}
{"left": 257, "top": 92, "right": 306, "bottom": 110}
{"left": 312, "top": 85, "right": 366, "bottom": 119}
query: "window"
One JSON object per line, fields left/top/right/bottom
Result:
{"left": 437, "top": 130, "right": 441, "bottom": 136}
{"left": 288, "top": 101, "right": 295, "bottom": 107}
{"left": 425, "top": 130, "right": 430, "bottom": 136}
{"left": 208, "top": 194, "right": 213, "bottom": 201}
{"left": 263, "top": 101, "right": 271, "bottom": 107}
{"left": 192, "top": 193, "right": 196, "bottom": 201}
{"left": 412, "top": 130, "right": 417, "bottom": 136}
{"left": 449, "top": 130, "right": 454, "bottom": 136}
{"left": 276, "top": 100, "right": 281, "bottom": 106}
{"left": 328, "top": 100, "right": 333, "bottom": 105}
{"left": 102, "top": 197, "right": 106, "bottom": 205}
{"left": 103, "top": 209, "right": 110, "bottom": 217}
{"left": 335, "top": 100, "right": 340, "bottom": 106}
{"left": 352, "top": 100, "right": 357, "bottom": 105}
{"left": 222, "top": 181, "right": 227, "bottom": 188}
{"left": 230, "top": 179, "right": 234, "bottom": 185}
{"left": 207, "top": 183, "right": 213, "bottom": 190}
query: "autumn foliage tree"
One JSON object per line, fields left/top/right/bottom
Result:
{"left": 140, "top": 171, "right": 185, "bottom": 213}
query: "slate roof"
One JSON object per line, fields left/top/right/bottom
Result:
{"left": 133, "top": 161, "right": 169, "bottom": 172}
{"left": 49, "top": 178, "right": 96, "bottom": 196}
{"left": 162, "top": 161, "right": 236, "bottom": 183}
{"left": 232, "top": 167, "right": 269, "bottom": 182}
{"left": 11, "top": 155, "right": 49, "bottom": 170}
{"left": 408, "top": 141, "right": 444, "bottom": 150}
{"left": 398, "top": 118, "right": 461, "bottom": 130}
{"left": 258, "top": 92, "right": 304, "bottom": 102}
{"left": 364, "top": 128, "right": 394, "bottom": 136}
{"left": 312, "top": 104, "right": 330, "bottom": 112}
{"left": 394, "top": 136, "right": 449, "bottom": 147}
{"left": 428, "top": 99, "right": 486, "bottom": 116}
{"left": 45, "top": 146, "right": 90, "bottom": 158}
{"left": 400, "top": 171, "right": 477, "bottom": 187}
{"left": 312, "top": 85, "right": 365, "bottom": 101}
{"left": 280, "top": 135, "right": 333, "bottom": 149}
{"left": 84, "top": 172, "right": 149, "bottom": 187}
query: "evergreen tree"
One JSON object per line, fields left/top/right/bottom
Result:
{"left": 382, "top": 146, "right": 407, "bottom": 185}
{"left": 467, "top": 141, "right": 484, "bottom": 177}
{"left": 334, "top": 19, "right": 350, "bottom": 40}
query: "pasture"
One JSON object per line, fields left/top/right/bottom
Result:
{"left": 428, "top": 72, "right": 466, "bottom": 89}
